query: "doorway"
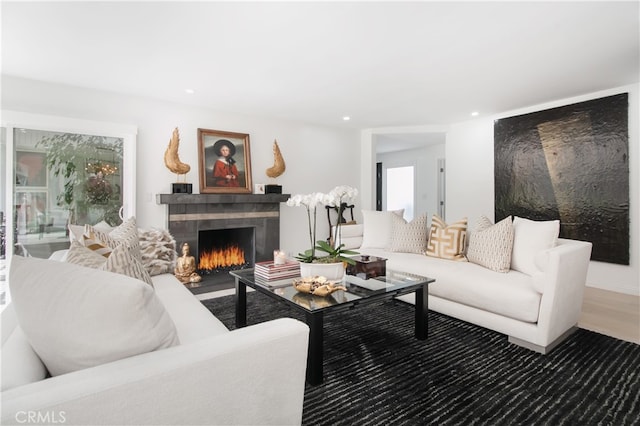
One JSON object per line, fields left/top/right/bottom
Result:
{"left": 386, "top": 166, "right": 415, "bottom": 221}
{"left": 373, "top": 131, "right": 446, "bottom": 221}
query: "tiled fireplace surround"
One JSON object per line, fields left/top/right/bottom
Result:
{"left": 157, "top": 193, "right": 290, "bottom": 291}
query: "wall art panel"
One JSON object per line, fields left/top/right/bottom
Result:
{"left": 494, "top": 93, "right": 629, "bottom": 265}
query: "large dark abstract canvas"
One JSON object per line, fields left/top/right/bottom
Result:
{"left": 494, "top": 93, "right": 629, "bottom": 265}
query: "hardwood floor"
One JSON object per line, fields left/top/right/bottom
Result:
{"left": 579, "top": 286, "right": 640, "bottom": 344}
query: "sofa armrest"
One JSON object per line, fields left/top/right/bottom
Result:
{"left": 1, "top": 318, "right": 309, "bottom": 426}
{"left": 535, "top": 239, "right": 592, "bottom": 343}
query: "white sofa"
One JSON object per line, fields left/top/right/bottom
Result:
{"left": 1, "top": 254, "right": 310, "bottom": 426}
{"left": 335, "top": 213, "right": 593, "bottom": 354}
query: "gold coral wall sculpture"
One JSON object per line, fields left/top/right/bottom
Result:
{"left": 164, "top": 127, "right": 191, "bottom": 181}
{"left": 265, "top": 139, "right": 286, "bottom": 178}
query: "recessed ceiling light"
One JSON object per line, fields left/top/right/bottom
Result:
{"left": 471, "top": 111, "right": 479, "bottom": 117}
{"left": 185, "top": 89, "right": 195, "bottom": 95}
{"left": 343, "top": 116, "right": 351, "bottom": 121}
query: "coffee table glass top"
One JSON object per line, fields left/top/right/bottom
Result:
{"left": 230, "top": 268, "right": 434, "bottom": 313}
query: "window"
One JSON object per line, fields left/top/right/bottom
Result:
{"left": 12, "top": 129, "right": 125, "bottom": 258}
{"left": 2, "top": 111, "right": 137, "bottom": 261}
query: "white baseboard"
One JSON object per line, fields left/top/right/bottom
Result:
{"left": 587, "top": 282, "right": 639, "bottom": 297}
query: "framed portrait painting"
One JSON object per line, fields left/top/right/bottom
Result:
{"left": 197, "top": 128, "right": 253, "bottom": 194}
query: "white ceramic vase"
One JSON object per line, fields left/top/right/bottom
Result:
{"left": 299, "top": 261, "right": 345, "bottom": 281}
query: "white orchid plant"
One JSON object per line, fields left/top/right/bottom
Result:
{"left": 286, "top": 185, "right": 359, "bottom": 264}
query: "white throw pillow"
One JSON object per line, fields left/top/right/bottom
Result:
{"left": 390, "top": 213, "right": 428, "bottom": 254}
{"left": 390, "top": 209, "right": 405, "bottom": 219}
{"left": 68, "top": 224, "right": 85, "bottom": 244}
{"left": 360, "top": 210, "right": 394, "bottom": 249}
{"left": 466, "top": 216, "right": 514, "bottom": 273}
{"left": 511, "top": 216, "right": 560, "bottom": 275}
{"left": 9, "top": 256, "right": 179, "bottom": 377}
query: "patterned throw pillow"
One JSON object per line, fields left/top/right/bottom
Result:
{"left": 67, "top": 240, "right": 154, "bottom": 286}
{"left": 390, "top": 213, "right": 428, "bottom": 254}
{"left": 87, "top": 217, "right": 139, "bottom": 250}
{"left": 138, "top": 228, "right": 177, "bottom": 276}
{"left": 78, "top": 217, "right": 153, "bottom": 285}
{"left": 66, "top": 240, "right": 108, "bottom": 269}
{"left": 466, "top": 216, "right": 514, "bottom": 272}
{"left": 425, "top": 215, "right": 468, "bottom": 261}
{"left": 82, "top": 232, "right": 112, "bottom": 257}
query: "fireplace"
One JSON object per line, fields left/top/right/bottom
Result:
{"left": 158, "top": 193, "right": 289, "bottom": 292}
{"left": 198, "top": 227, "right": 255, "bottom": 276}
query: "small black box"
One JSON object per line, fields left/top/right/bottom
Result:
{"left": 172, "top": 183, "right": 193, "bottom": 194}
{"left": 346, "top": 255, "right": 387, "bottom": 279}
{"left": 265, "top": 184, "right": 282, "bottom": 194}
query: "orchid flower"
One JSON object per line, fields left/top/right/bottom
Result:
{"left": 287, "top": 186, "right": 359, "bottom": 264}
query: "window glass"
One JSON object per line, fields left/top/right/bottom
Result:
{"left": 13, "top": 129, "right": 123, "bottom": 258}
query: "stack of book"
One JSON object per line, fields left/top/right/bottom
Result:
{"left": 254, "top": 260, "right": 300, "bottom": 282}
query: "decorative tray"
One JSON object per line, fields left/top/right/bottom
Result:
{"left": 292, "top": 276, "right": 346, "bottom": 297}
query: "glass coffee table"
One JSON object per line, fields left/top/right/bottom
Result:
{"left": 230, "top": 269, "right": 435, "bottom": 385}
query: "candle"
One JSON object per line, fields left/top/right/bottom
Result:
{"left": 274, "top": 250, "right": 286, "bottom": 265}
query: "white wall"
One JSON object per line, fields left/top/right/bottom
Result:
{"left": 446, "top": 84, "right": 639, "bottom": 295}
{"left": 1, "top": 76, "right": 361, "bottom": 257}
{"left": 376, "top": 143, "right": 445, "bottom": 219}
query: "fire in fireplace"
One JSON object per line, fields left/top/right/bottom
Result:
{"left": 199, "top": 245, "right": 245, "bottom": 270}
{"left": 197, "top": 227, "right": 255, "bottom": 275}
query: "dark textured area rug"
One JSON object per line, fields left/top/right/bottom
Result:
{"left": 202, "top": 292, "right": 640, "bottom": 426}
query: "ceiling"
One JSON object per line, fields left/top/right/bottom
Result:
{"left": 2, "top": 1, "right": 638, "bottom": 130}
{"left": 375, "top": 132, "right": 446, "bottom": 153}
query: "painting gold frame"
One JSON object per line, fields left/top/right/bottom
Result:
{"left": 197, "top": 128, "right": 252, "bottom": 194}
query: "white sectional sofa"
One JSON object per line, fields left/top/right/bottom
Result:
{"left": 335, "top": 212, "right": 593, "bottom": 354}
{"left": 1, "top": 254, "right": 310, "bottom": 426}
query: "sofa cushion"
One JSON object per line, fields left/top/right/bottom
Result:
{"left": 511, "top": 217, "right": 559, "bottom": 276}
{"left": 360, "top": 248, "right": 540, "bottom": 323}
{"left": 426, "top": 215, "right": 468, "bottom": 261}
{"left": 466, "top": 216, "right": 514, "bottom": 273}
{"left": 9, "top": 255, "right": 179, "bottom": 377}
{"left": 390, "top": 213, "right": 428, "bottom": 254}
